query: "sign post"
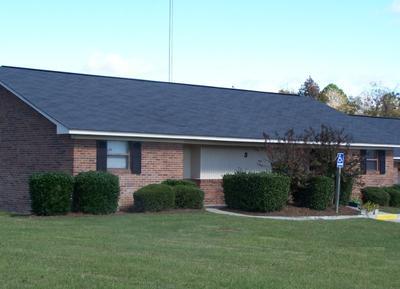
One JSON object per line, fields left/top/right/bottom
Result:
{"left": 335, "top": 152, "right": 345, "bottom": 214}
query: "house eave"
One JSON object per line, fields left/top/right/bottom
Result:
{"left": 65, "top": 129, "right": 400, "bottom": 148}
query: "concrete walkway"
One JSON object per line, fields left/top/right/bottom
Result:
{"left": 206, "top": 207, "right": 367, "bottom": 221}
{"left": 207, "top": 207, "right": 400, "bottom": 222}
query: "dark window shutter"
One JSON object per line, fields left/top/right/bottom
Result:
{"left": 360, "top": 150, "right": 366, "bottom": 175}
{"left": 130, "top": 142, "right": 142, "bottom": 175}
{"left": 96, "top": 140, "right": 107, "bottom": 171}
{"left": 378, "top": 150, "right": 386, "bottom": 175}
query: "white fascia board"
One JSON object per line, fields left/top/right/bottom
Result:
{"left": 56, "top": 124, "right": 70, "bottom": 134}
{"left": 68, "top": 129, "right": 266, "bottom": 143}
{"left": 66, "top": 129, "right": 400, "bottom": 148}
{"left": 0, "top": 80, "right": 68, "bottom": 132}
{"left": 349, "top": 143, "right": 400, "bottom": 148}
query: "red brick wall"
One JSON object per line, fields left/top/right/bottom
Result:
{"left": 0, "top": 85, "right": 184, "bottom": 212}
{"left": 72, "top": 139, "right": 97, "bottom": 173}
{"left": 194, "top": 179, "right": 225, "bottom": 206}
{"left": 353, "top": 149, "right": 396, "bottom": 197}
{"left": 0, "top": 87, "right": 74, "bottom": 213}
{"left": 71, "top": 139, "right": 184, "bottom": 209}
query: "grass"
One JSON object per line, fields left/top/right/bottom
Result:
{"left": 380, "top": 206, "right": 400, "bottom": 214}
{"left": 0, "top": 211, "right": 399, "bottom": 289}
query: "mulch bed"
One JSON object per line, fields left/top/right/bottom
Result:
{"left": 221, "top": 205, "right": 360, "bottom": 217}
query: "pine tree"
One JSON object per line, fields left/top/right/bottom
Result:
{"left": 298, "top": 76, "right": 321, "bottom": 100}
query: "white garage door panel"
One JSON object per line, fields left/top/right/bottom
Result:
{"left": 200, "top": 146, "right": 270, "bottom": 179}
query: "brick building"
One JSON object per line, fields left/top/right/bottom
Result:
{"left": 0, "top": 66, "right": 399, "bottom": 212}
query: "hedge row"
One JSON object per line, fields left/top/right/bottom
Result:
{"left": 74, "top": 171, "right": 119, "bottom": 214}
{"left": 292, "top": 176, "right": 335, "bottom": 210}
{"left": 134, "top": 184, "right": 175, "bottom": 212}
{"left": 304, "top": 176, "right": 334, "bottom": 210}
{"left": 388, "top": 186, "right": 400, "bottom": 207}
{"left": 30, "top": 173, "right": 205, "bottom": 215}
{"left": 161, "top": 179, "right": 197, "bottom": 187}
{"left": 222, "top": 172, "right": 290, "bottom": 212}
{"left": 223, "top": 172, "right": 336, "bottom": 212}
{"left": 133, "top": 180, "right": 205, "bottom": 212}
{"left": 29, "top": 171, "right": 119, "bottom": 216}
{"left": 173, "top": 185, "right": 204, "bottom": 209}
{"left": 29, "top": 173, "right": 74, "bottom": 216}
{"left": 362, "top": 186, "right": 400, "bottom": 207}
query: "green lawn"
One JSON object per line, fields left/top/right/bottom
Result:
{"left": 0, "top": 211, "right": 399, "bottom": 289}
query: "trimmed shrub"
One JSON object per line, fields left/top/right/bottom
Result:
{"left": 361, "top": 187, "right": 390, "bottom": 206}
{"left": 161, "top": 179, "right": 197, "bottom": 187}
{"left": 223, "top": 172, "right": 290, "bottom": 212}
{"left": 29, "top": 172, "right": 74, "bottom": 216}
{"left": 292, "top": 181, "right": 308, "bottom": 207}
{"left": 173, "top": 185, "right": 204, "bottom": 209}
{"left": 340, "top": 176, "right": 354, "bottom": 205}
{"left": 385, "top": 186, "right": 400, "bottom": 207}
{"left": 306, "top": 176, "right": 335, "bottom": 210}
{"left": 134, "top": 184, "right": 175, "bottom": 212}
{"left": 74, "top": 171, "right": 120, "bottom": 214}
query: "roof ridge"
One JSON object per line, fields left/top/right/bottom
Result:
{"left": 0, "top": 65, "right": 300, "bottom": 97}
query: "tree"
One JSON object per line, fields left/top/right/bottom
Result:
{"left": 319, "top": 83, "right": 363, "bottom": 114}
{"left": 278, "top": 88, "right": 296, "bottom": 95}
{"left": 344, "top": 96, "right": 362, "bottom": 115}
{"left": 298, "top": 76, "right": 321, "bottom": 101}
{"left": 360, "top": 83, "right": 400, "bottom": 117}
{"left": 319, "top": 84, "right": 348, "bottom": 109}
{"left": 263, "top": 125, "right": 362, "bottom": 202}
{"left": 379, "top": 92, "right": 400, "bottom": 117}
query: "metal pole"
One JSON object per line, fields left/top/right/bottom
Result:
{"left": 335, "top": 167, "right": 341, "bottom": 214}
{"left": 168, "top": 0, "right": 174, "bottom": 82}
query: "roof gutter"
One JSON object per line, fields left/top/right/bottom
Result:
{"left": 66, "top": 129, "right": 400, "bottom": 148}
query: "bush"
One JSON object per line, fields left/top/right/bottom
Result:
{"left": 305, "top": 176, "right": 335, "bottom": 210}
{"left": 29, "top": 172, "right": 74, "bottom": 216}
{"left": 223, "top": 172, "right": 290, "bottom": 212}
{"left": 134, "top": 184, "right": 175, "bottom": 212}
{"left": 173, "top": 185, "right": 204, "bottom": 209}
{"left": 161, "top": 179, "right": 197, "bottom": 187}
{"left": 385, "top": 186, "right": 400, "bottom": 207}
{"left": 74, "top": 171, "right": 120, "bottom": 214}
{"left": 361, "top": 187, "right": 390, "bottom": 206}
{"left": 340, "top": 176, "right": 354, "bottom": 205}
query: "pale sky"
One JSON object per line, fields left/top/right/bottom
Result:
{"left": 0, "top": 0, "right": 399, "bottom": 96}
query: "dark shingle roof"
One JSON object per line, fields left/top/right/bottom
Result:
{"left": 394, "top": 148, "right": 400, "bottom": 159}
{"left": 0, "top": 66, "right": 399, "bottom": 146}
{"left": 348, "top": 115, "right": 400, "bottom": 154}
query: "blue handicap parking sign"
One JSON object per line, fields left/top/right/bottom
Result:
{"left": 337, "top": 153, "right": 345, "bottom": 168}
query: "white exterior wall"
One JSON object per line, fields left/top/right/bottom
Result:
{"left": 190, "top": 145, "right": 201, "bottom": 179}
{"left": 183, "top": 146, "right": 192, "bottom": 179}
{"left": 184, "top": 145, "right": 270, "bottom": 180}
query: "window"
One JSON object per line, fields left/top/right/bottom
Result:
{"left": 362, "top": 150, "right": 385, "bottom": 175}
{"left": 366, "top": 150, "right": 378, "bottom": 172}
{"left": 107, "top": 141, "right": 129, "bottom": 169}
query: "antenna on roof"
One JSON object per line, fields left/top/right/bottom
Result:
{"left": 168, "top": 0, "right": 174, "bottom": 82}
